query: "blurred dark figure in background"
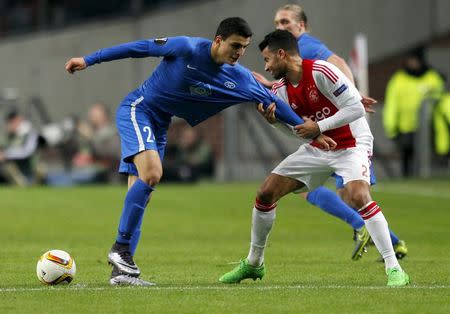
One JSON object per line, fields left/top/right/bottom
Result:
{"left": 383, "top": 46, "right": 445, "bottom": 177}
{"left": 46, "top": 103, "right": 121, "bottom": 185}
{"left": 84, "top": 102, "right": 121, "bottom": 182}
{"left": 164, "top": 124, "right": 214, "bottom": 182}
{"left": 0, "top": 111, "right": 39, "bottom": 186}
{"left": 59, "top": 114, "right": 88, "bottom": 170}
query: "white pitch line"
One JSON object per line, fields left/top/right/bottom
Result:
{"left": 1, "top": 284, "right": 449, "bottom": 293}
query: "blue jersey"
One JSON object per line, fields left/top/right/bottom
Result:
{"left": 84, "top": 36, "right": 303, "bottom": 127}
{"left": 298, "top": 33, "right": 333, "bottom": 61}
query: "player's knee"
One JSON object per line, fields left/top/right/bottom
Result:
{"left": 139, "top": 170, "right": 163, "bottom": 187}
{"left": 349, "top": 190, "right": 371, "bottom": 209}
{"left": 256, "top": 187, "right": 277, "bottom": 204}
{"left": 133, "top": 150, "right": 163, "bottom": 186}
{"left": 344, "top": 181, "right": 371, "bottom": 209}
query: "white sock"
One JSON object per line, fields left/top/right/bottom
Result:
{"left": 360, "top": 202, "right": 400, "bottom": 271}
{"left": 247, "top": 206, "right": 276, "bottom": 267}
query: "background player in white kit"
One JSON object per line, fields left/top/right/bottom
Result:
{"left": 219, "top": 30, "right": 410, "bottom": 286}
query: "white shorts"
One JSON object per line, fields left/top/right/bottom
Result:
{"left": 272, "top": 144, "right": 372, "bottom": 193}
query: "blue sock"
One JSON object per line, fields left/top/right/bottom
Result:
{"left": 116, "top": 179, "right": 153, "bottom": 245}
{"left": 130, "top": 215, "right": 143, "bottom": 256}
{"left": 389, "top": 229, "right": 400, "bottom": 246}
{"left": 306, "top": 186, "right": 364, "bottom": 230}
{"left": 130, "top": 194, "right": 152, "bottom": 255}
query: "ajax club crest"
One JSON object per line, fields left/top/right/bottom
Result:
{"left": 306, "top": 85, "right": 319, "bottom": 103}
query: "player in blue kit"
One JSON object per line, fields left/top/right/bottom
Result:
{"left": 65, "top": 17, "right": 336, "bottom": 286}
{"left": 253, "top": 4, "right": 407, "bottom": 260}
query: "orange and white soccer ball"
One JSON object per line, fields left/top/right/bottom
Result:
{"left": 36, "top": 250, "right": 76, "bottom": 285}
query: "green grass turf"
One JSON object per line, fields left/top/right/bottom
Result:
{"left": 0, "top": 179, "right": 449, "bottom": 313}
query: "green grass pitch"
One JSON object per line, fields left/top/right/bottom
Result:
{"left": 0, "top": 179, "right": 449, "bottom": 313}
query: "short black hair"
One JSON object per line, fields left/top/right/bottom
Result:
{"left": 259, "top": 30, "right": 299, "bottom": 55}
{"left": 215, "top": 17, "right": 253, "bottom": 40}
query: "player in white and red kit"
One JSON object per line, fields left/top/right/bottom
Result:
{"left": 220, "top": 30, "right": 410, "bottom": 286}
{"left": 253, "top": 4, "right": 411, "bottom": 262}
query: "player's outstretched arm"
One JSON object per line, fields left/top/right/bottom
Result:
{"left": 246, "top": 69, "right": 303, "bottom": 126}
{"left": 327, "top": 54, "right": 355, "bottom": 84}
{"left": 252, "top": 71, "right": 276, "bottom": 89}
{"left": 79, "top": 37, "right": 191, "bottom": 68}
{"left": 65, "top": 57, "right": 87, "bottom": 74}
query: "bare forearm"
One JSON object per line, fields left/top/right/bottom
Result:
{"left": 327, "top": 54, "right": 355, "bottom": 84}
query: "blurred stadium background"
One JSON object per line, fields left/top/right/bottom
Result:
{"left": 0, "top": 0, "right": 449, "bottom": 184}
{"left": 1, "top": 1, "right": 450, "bottom": 312}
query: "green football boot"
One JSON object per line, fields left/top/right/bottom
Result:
{"left": 219, "top": 259, "right": 265, "bottom": 284}
{"left": 351, "top": 226, "right": 371, "bottom": 260}
{"left": 394, "top": 240, "right": 408, "bottom": 259}
{"left": 387, "top": 268, "right": 410, "bottom": 287}
{"left": 377, "top": 240, "right": 408, "bottom": 262}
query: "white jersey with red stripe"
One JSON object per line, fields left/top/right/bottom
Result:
{"left": 271, "top": 59, "right": 373, "bottom": 150}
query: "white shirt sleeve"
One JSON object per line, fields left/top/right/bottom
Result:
{"left": 312, "top": 60, "right": 365, "bottom": 133}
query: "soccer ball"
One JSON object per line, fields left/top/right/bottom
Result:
{"left": 36, "top": 250, "right": 76, "bottom": 285}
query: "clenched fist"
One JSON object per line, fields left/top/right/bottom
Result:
{"left": 65, "top": 57, "right": 87, "bottom": 74}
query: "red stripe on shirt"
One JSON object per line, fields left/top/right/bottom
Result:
{"left": 313, "top": 64, "right": 338, "bottom": 83}
{"left": 312, "top": 68, "right": 337, "bottom": 83}
{"left": 272, "top": 79, "right": 286, "bottom": 88}
{"left": 313, "top": 64, "right": 339, "bottom": 81}
{"left": 271, "top": 79, "right": 286, "bottom": 94}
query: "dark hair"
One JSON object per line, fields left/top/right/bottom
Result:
{"left": 406, "top": 45, "right": 426, "bottom": 61}
{"left": 5, "top": 110, "right": 19, "bottom": 122}
{"left": 259, "top": 30, "right": 299, "bottom": 55}
{"left": 215, "top": 17, "right": 253, "bottom": 39}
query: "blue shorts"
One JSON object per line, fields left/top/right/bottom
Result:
{"left": 116, "top": 92, "right": 171, "bottom": 176}
{"left": 333, "top": 162, "right": 377, "bottom": 189}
